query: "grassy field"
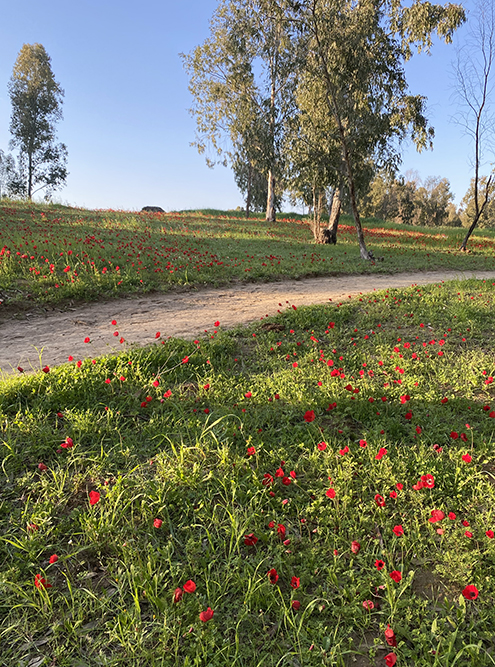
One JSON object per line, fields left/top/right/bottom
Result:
{"left": 1, "top": 200, "right": 495, "bottom": 309}
{"left": 1, "top": 277, "right": 495, "bottom": 666}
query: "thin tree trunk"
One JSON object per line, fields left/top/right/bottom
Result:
{"left": 28, "top": 151, "right": 33, "bottom": 199}
{"left": 460, "top": 175, "right": 492, "bottom": 250}
{"left": 326, "top": 185, "right": 341, "bottom": 244}
{"left": 266, "top": 170, "right": 276, "bottom": 222}
{"left": 246, "top": 163, "right": 252, "bottom": 219}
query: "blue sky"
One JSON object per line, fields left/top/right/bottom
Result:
{"left": 0, "top": 0, "right": 484, "bottom": 211}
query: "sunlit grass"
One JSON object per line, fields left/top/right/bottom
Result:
{"left": 1, "top": 278, "right": 495, "bottom": 665}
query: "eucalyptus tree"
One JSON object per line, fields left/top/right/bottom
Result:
{"left": 8, "top": 43, "right": 67, "bottom": 199}
{"left": 286, "top": 0, "right": 465, "bottom": 259}
{"left": 181, "top": 0, "right": 298, "bottom": 221}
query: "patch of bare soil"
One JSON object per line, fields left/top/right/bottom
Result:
{"left": 1, "top": 270, "right": 494, "bottom": 376}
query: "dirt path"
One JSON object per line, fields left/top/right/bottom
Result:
{"left": 1, "top": 269, "right": 494, "bottom": 376}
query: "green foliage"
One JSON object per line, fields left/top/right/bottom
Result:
{"left": 8, "top": 43, "right": 68, "bottom": 199}
{"left": 365, "top": 171, "right": 459, "bottom": 226}
{"left": 1, "top": 280, "right": 495, "bottom": 665}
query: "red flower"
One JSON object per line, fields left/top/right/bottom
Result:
{"left": 262, "top": 473, "right": 273, "bottom": 486}
{"left": 173, "top": 587, "right": 183, "bottom": 603}
{"left": 326, "top": 487, "right": 336, "bottom": 498}
{"left": 49, "top": 554, "right": 58, "bottom": 564}
{"left": 304, "top": 410, "right": 316, "bottom": 422}
{"left": 163, "top": 389, "right": 172, "bottom": 398}
{"left": 339, "top": 446, "right": 349, "bottom": 456}
{"left": 245, "top": 391, "right": 252, "bottom": 398}
{"left": 450, "top": 431, "right": 459, "bottom": 440}
{"left": 275, "top": 467, "right": 284, "bottom": 478}
{"left": 375, "top": 447, "right": 387, "bottom": 460}
{"left": 38, "top": 462, "right": 48, "bottom": 472}
{"left": 389, "top": 570, "right": 402, "bottom": 583}
{"left": 42, "top": 365, "right": 50, "bottom": 373}
{"left": 84, "top": 337, "right": 90, "bottom": 343}
{"left": 214, "top": 321, "right": 220, "bottom": 327}
{"left": 404, "top": 411, "right": 412, "bottom": 420}
{"left": 359, "top": 439, "right": 367, "bottom": 448}
{"left": 182, "top": 356, "right": 189, "bottom": 364}
{"left": 267, "top": 568, "right": 279, "bottom": 584}
{"left": 291, "top": 576, "right": 300, "bottom": 589}
{"left": 392, "top": 525, "right": 404, "bottom": 536}
{"left": 384, "top": 653, "right": 397, "bottom": 667}
{"left": 199, "top": 607, "right": 214, "bottom": 622}
{"left": 362, "top": 599, "right": 374, "bottom": 610}
{"left": 155, "top": 331, "right": 161, "bottom": 339}
{"left": 292, "top": 600, "right": 301, "bottom": 610}
{"left": 486, "top": 529, "right": 494, "bottom": 538}
{"left": 34, "top": 574, "right": 52, "bottom": 589}
{"left": 428, "top": 509, "right": 445, "bottom": 523}
{"left": 415, "top": 425, "right": 422, "bottom": 434}
{"left": 111, "top": 320, "right": 117, "bottom": 325}
{"left": 448, "top": 512, "right": 456, "bottom": 520}
{"left": 247, "top": 446, "right": 256, "bottom": 456}
{"left": 317, "top": 441, "right": 327, "bottom": 451}
{"left": 89, "top": 490, "right": 100, "bottom": 506}
{"left": 462, "top": 585, "right": 479, "bottom": 600}
{"left": 421, "top": 474, "right": 435, "bottom": 488}
{"left": 277, "top": 524, "right": 286, "bottom": 540}
{"left": 375, "top": 494, "right": 386, "bottom": 507}
{"left": 375, "top": 559, "right": 385, "bottom": 570}
{"left": 183, "top": 579, "right": 196, "bottom": 594}
{"left": 153, "top": 518, "right": 163, "bottom": 529}
{"left": 462, "top": 453, "right": 472, "bottom": 463}
{"left": 384, "top": 625, "right": 397, "bottom": 647}
{"left": 244, "top": 533, "right": 258, "bottom": 546}
{"left": 351, "top": 540, "right": 361, "bottom": 554}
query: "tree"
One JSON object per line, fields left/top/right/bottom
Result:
{"left": 8, "top": 43, "right": 68, "bottom": 199}
{"left": 181, "top": 0, "right": 298, "bottom": 222}
{"left": 451, "top": 0, "right": 495, "bottom": 250}
{"left": 285, "top": 0, "right": 465, "bottom": 259}
{"left": 460, "top": 174, "right": 495, "bottom": 227}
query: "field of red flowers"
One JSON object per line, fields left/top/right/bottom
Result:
{"left": 1, "top": 201, "right": 495, "bottom": 308}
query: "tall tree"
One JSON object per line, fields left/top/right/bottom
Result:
{"left": 451, "top": 0, "right": 495, "bottom": 250}
{"left": 8, "top": 43, "right": 68, "bottom": 199}
{"left": 286, "top": 0, "right": 465, "bottom": 259}
{"left": 181, "top": 0, "right": 298, "bottom": 221}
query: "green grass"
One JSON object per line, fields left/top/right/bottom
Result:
{"left": 1, "top": 278, "right": 495, "bottom": 665}
{"left": 1, "top": 200, "right": 495, "bottom": 310}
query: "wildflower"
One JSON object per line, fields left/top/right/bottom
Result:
{"left": 290, "top": 576, "right": 300, "bottom": 589}
{"left": 462, "top": 585, "right": 478, "bottom": 600}
{"left": 199, "top": 607, "right": 214, "bottom": 622}
{"left": 362, "top": 600, "right": 374, "bottom": 610}
{"left": 375, "top": 494, "right": 386, "bottom": 507}
{"left": 173, "top": 588, "right": 183, "bottom": 603}
{"left": 384, "top": 653, "right": 397, "bottom": 667}
{"left": 326, "top": 488, "right": 336, "bottom": 498}
{"left": 244, "top": 533, "right": 258, "bottom": 546}
{"left": 317, "top": 441, "right": 327, "bottom": 451}
{"left": 375, "top": 447, "right": 387, "bottom": 460}
{"left": 292, "top": 600, "right": 301, "bottom": 610}
{"left": 183, "top": 580, "right": 196, "bottom": 594}
{"left": 384, "top": 625, "right": 397, "bottom": 647}
{"left": 428, "top": 509, "right": 445, "bottom": 523}
{"left": 462, "top": 453, "right": 472, "bottom": 463}
{"left": 89, "top": 490, "right": 100, "bottom": 506}
{"left": 389, "top": 570, "right": 402, "bottom": 583}
{"left": 351, "top": 541, "right": 361, "bottom": 554}
{"left": 375, "top": 559, "right": 385, "bottom": 570}
{"left": 34, "top": 574, "right": 52, "bottom": 589}
{"left": 153, "top": 518, "right": 163, "bottom": 529}
{"left": 49, "top": 554, "right": 58, "bottom": 564}
{"left": 392, "top": 525, "right": 404, "bottom": 536}
{"left": 267, "top": 568, "right": 279, "bottom": 584}
{"left": 304, "top": 410, "right": 316, "bottom": 422}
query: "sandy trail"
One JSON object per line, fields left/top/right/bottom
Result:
{"left": 1, "top": 269, "right": 494, "bottom": 376}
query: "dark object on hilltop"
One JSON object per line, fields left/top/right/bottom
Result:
{"left": 142, "top": 206, "right": 164, "bottom": 213}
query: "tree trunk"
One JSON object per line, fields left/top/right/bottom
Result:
{"left": 266, "top": 170, "right": 276, "bottom": 222}
{"left": 459, "top": 175, "right": 492, "bottom": 251}
{"left": 28, "top": 151, "right": 33, "bottom": 199}
{"left": 246, "top": 163, "right": 252, "bottom": 219}
{"left": 326, "top": 185, "right": 342, "bottom": 244}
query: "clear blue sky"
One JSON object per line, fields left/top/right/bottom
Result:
{"left": 0, "top": 0, "right": 484, "bottom": 211}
